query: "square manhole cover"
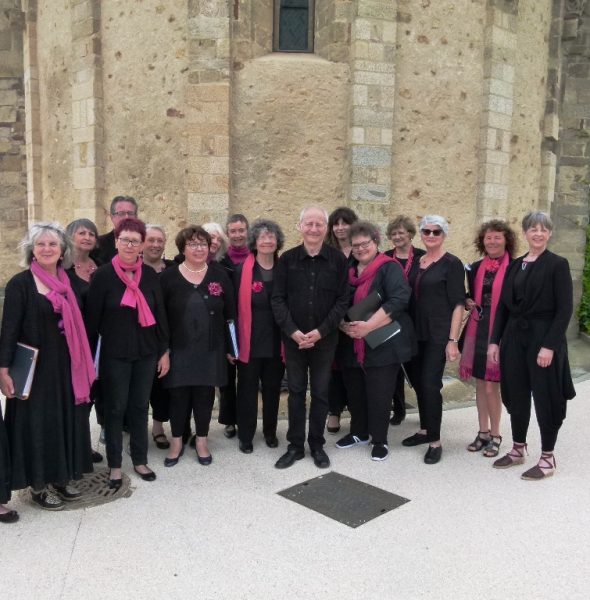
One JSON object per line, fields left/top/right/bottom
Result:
{"left": 277, "top": 471, "right": 409, "bottom": 528}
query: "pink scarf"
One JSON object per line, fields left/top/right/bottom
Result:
{"left": 227, "top": 245, "right": 250, "bottom": 265}
{"left": 348, "top": 253, "right": 395, "bottom": 366}
{"left": 30, "top": 261, "right": 95, "bottom": 404}
{"left": 111, "top": 255, "right": 156, "bottom": 327}
{"left": 390, "top": 245, "right": 414, "bottom": 280}
{"left": 237, "top": 254, "right": 256, "bottom": 363}
{"left": 459, "top": 252, "right": 509, "bottom": 381}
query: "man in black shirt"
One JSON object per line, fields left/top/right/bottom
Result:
{"left": 94, "top": 196, "right": 139, "bottom": 264}
{"left": 271, "top": 206, "right": 349, "bottom": 468}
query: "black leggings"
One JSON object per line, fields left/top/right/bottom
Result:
{"left": 169, "top": 386, "right": 215, "bottom": 438}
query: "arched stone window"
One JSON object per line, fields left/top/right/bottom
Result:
{"left": 273, "top": 0, "right": 315, "bottom": 52}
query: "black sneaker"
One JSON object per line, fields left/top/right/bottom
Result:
{"left": 31, "top": 489, "right": 65, "bottom": 511}
{"left": 371, "top": 443, "right": 389, "bottom": 461}
{"left": 335, "top": 433, "right": 370, "bottom": 449}
{"left": 52, "top": 483, "right": 82, "bottom": 500}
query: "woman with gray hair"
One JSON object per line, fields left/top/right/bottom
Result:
{"left": 401, "top": 215, "right": 465, "bottom": 464}
{"left": 235, "top": 219, "right": 285, "bottom": 452}
{"left": 203, "top": 222, "right": 229, "bottom": 262}
{"left": 488, "top": 211, "right": 575, "bottom": 479}
{"left": 0, "top": 223, "right": 95, "bottom": 511}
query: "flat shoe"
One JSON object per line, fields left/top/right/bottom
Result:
{"left": 197, "top": 453, "right": 213, "bottom": 466}
{"left": 239, "top": 441, "right": 254, "bottom": 454}
{"left": 164, "top": 446, "right": 184, "bottom": 467}
{"left": 310, "top": 448, "right": 330, "bottom": 469}
{"left": 223, "top": 425, "right": 236, "bottom": 439}
{"left": 265, "top": 436, "right": 279, "bottom": 448}
{"left": 152, "top": 433, "right": 170, "bottom": 450}
{"left": 389, "top": 413, "right": 406, "bottom": 426}
{"left": 274, "top": 449, "right": 305, "bottom": 469}
{"left": 424, "top": 445, "right": 442, "bottom": 464}
{"left": 108, "top": 478, "right": 122, "bottom": 490}
{"left": 92, "top": 450, "right": 103, "bottom": 463}
{"left": 0, "top": 510, "right": 19, "bottom": 524}
{"left": 52, "top": 483, "right": 82, "bottom": 500}
{"left": 133, "top": 467, "right": 157, "bottom": 481}
{"left": 402, "top": 432, "right": 429, "bottom": 447}
{"left": 31, "top": 489, "right": 65, "bottom": 511}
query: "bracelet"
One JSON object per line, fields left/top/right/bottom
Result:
{"left": 448, "top": 338, "right": 459, "bottom": 343}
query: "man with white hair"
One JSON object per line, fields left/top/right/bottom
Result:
{"left": 271, "top": 206, "right": 349, "bottom": 469}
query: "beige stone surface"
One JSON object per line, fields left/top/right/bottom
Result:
{"left": 231, "top": 54, "right": 350, "bottom": 249}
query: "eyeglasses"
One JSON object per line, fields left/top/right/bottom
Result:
{"left": 186, "top": 241, "right": 209, "bottom": 249}
{"left": 421, "top": 228, "right": 443, "bottom": 237}
{"left": 117, "top": 237, "right": 142, "bottom": 247}
{"left": 351, "top": 240, "right": 374, "bottom": 251}
{"left": 112, "top": 211, "right": 137, "bottom": 218}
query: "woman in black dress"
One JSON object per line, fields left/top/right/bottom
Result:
{"left": 0, "top": 407, "right": 18, "bottom": 522}
{"left": 459, "top": 220, "right": 516, "bottom": 458}
{"left": 384, "top": 215, "right": 426, "bottom": 425}
{"left": 401, "top": 215, "right": 466, "bottom": 464}
{"left": 488, "top": 211, "right": 575, "bottom": 480}
{"left": 160, "top": 226, "right": 236, "bottom": 467}
{"left": 0, "top": 223, "right": 95, "bottom": 510}
{"left": 235, "top": 219, "right": 285, "bottom": 453}
{"left": 85, "top": 218, "right": 170, "bottom": 489}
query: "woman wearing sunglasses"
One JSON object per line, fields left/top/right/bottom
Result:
{"left": 402, "top": 215, "right": 465, "bottom": 464}
{"left": 459, "top": 220, "right": 516, "bottom": 458}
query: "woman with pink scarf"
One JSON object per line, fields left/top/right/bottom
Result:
{"left": 0, "top": 223, "right": 96, "bottom": 511}
{"left": 460, "top": 220, "right": 516, "bottom": 458}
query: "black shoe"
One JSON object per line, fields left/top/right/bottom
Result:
{"left": 274, "top": 449, "right": 305, "bottom": 469}
{"left": 265, "top": 436, "right": 279, "bottom": 448}
{"left": 197, "top": 453, "right": 213, "bottom": 466}
{"left": 310, "top": 448, "right": 330, "bottom": 469}
{"left": 224, "top": 425, "right": 236, "bottom": 439}
{"left": 326, "top": 413, "right": 341, "bottom": 434}
{"left": 389, "top": 413, "right": 406, "bottom": 426}
{"left": 424, "top": 445, "right": 442, "bottom": 464}
{"left": 152, "top": 433, "right": 170, "bottom": 450}
{"left": 91, "top": 450, "right": 103, "bottom": 463}
{"left": 52, "top": 483, "right": 82, "bottom": 500}
{"left": 164, "top": 446, "right": 184, "bottom": 467}
{"left": 108, "top": 473, "right": 123, "bottom": 491}
{"left": 133, "top": 467, "right": 157, "bottom": 481}
{"left": 239, "top": 441, "right": 254, "bottom": 454}
{"left": 31, "top": 489, "right": 65, "bottom": 511}
{"left": 402, "top": 432, "right": 429, "bottom": 447}
{"left": 0, "top": 510, "right": 19, "bottom": 523}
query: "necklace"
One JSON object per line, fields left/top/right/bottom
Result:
{"left": 74, "top": 261, "right": 97, "bottom": 275}
{"left": 181, "top": 262, "right": 207, "bottom": 274}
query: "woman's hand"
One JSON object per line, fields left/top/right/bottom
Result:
{"left": 347, "top": 321, "right": 370, "bottom": 339}
{"left": 227, "top": 353, "right": 237, "bottom": 365}
{"left": 537, "top": 347, "right": 554, "bottom": 368}
{"left": 465, "top": 298, "right": 476, "bottom": 311}
{"left": 0, "top": 367, "right": 15, "bottom": 398}
{"left": 157, "top": 352, "right": 170, "bottom": 378}
{"left": 446, "top": 341, "right": 460, "bottom": 362}
{"left": 487, "top": 343, "right": 500, "bottom": 363}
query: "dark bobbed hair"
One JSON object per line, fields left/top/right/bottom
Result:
{"left": 348, "top": 220, "right": 382, "bottom": 246}
{"left": 248, "top": 219, "right": 285, "bottom": 254}
{"left": 386, "top": 215, "right": 417, "bottom": 239}
{"left": 114, "top": 217, "right": 146, "bottom": 242}
{"left": 175, "top": 225, "right": 211, "bottom": 254}
{"left": 326, "top": 206, "right": 359, "bottom": 247}
{"left": 474, "top": 219, "right": 517, "bottom": 257}
{"left": 110, "top": 195, "right": 138, "bottom": 214}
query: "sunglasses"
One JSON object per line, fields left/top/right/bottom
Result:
{"left": 421, "top": 228, "right": 443, "bottom": 237}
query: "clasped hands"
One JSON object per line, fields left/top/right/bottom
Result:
{"left": 339, "top": 320, "right": 370, "bottom": 340}
{"left": 291, "top": 329, "right": 322, "bottom": 349}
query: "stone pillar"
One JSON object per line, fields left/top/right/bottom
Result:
{"left": 348, "top": 0, "right": 396, "bottom": 228}
{"left": 70, "top": 0, "right": 103, "bottom": 223}
{"left": 185, "top": 0, "right": 231, "bottom": 225}
{"left": 0, "top": 1, "right": 27, "bottom": 284}
{"left": 476, "top": 0, "right": 518, "bottom": 221}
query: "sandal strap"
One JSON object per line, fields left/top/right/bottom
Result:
{"left": 509, "top": 442, "right": 527, "bottom": 458}
{"left": 539, "top": 453, "right": 556, "bottom": 469}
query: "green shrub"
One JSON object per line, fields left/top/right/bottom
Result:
{"left": 579, "top": 225, "right": 590, "bottom": 333}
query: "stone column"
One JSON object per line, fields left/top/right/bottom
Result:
{"left": 185, "top": 0, "right": 231, "bottom": 225}
{"left": 348, "top": 0, "right": 396, "bottom": 227}
{"left": 476, "top": 0, "right": 518, "bottom": 221}
{"left": 70, "top": 0, "right": 103, "bottom": 223}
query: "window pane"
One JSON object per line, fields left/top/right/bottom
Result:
{"left": 278, "top": 0, "right": 310, "bottom": 52}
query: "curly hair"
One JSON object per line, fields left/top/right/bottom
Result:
{"left": 248, "top": 219, "right": 285, "bottom": 254}
{"left": 474, "top": 219, "right": 517, "bottom": 257}
{"left": 386, "top": 215, "right": 417, "bottom": 239}
{"left": 175, "top": 225, "right": 211, "bottom": 254}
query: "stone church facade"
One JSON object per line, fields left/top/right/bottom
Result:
{"left": 0, "top": 0, "right": 589, "bottom": 326}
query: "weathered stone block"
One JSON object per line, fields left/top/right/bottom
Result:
{"left": 358, "top": 1, "right": 396, "bottom": 21}
{"left": 188, "top": 155, "right": 229, "bottom": 175}
{"left": 354, "top": 70, "right": 395, "bottom": 86}
{"left": 0, "top": 105, "right": 16, "bottom": 122}
{"left": 73, "top": 166, "right": 104, "bottom": 190}
{"left": 188, "top": 192, "right": 229, "bottom": 211}
{"left": 0, "top": 89, "right": 17, "bottom": 105}
{"left": 351, "top": 183, "right": 389, "bottom": 202}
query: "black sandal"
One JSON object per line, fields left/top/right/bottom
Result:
{"left": 483, "top": 435, "right": 502, "bottom": 457}
{"left": 152, "top": 433, "right": 170, "bottom": 450}
{"left": 467, "top": 431, "right": 490, "bottom": 452}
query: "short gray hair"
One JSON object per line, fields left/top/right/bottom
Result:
{"left": 521, "top": 210, "right": 553, "bottom": 232}
{"left": 65, "top": 218, "right": 98, "bottom": 240}
{"left": 145, "top": 224, "right": 167, "bottom": 239}
{"left": 418, "top": 214, "right": 449, "bottom": 236}
{"left": 299, "top": 206, "right": 329, "bottom": 225}
{"left": 202, "top": 222, "right": 229, "bottom": 260}
{"left": 20, "top": 222, "right": 73, "bottom": 269}
{"left": 248, "top": 219, "right": 285, "bottom": 253}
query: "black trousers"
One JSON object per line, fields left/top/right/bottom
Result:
{"left": 218, "top": 362, "right": 237, "bottom": 426}
{"left": 169, "top": 386, "right": 215, "bottom": 438}
{"left": 328, "top": 368, "right": 348, "bottom": 416}
{"left": 149, "top": 373, "right": 170, "bottom": 423}
{"left": 101, "top": 355, "right": 157, "bottom": 468}
{"left": 283, "top": 334, "right": 337, "bottom": 452}
{"left": 237, "top": 357, "right": 284, "bottom": 444}
{"left": 392, "top": 367, "right": 406, "bottom": 416}
{"left": 407, "top": 341, "right": 446, "bottom": 443}
{"left": 341, "top": 364, "right": 399, "bottom": 444}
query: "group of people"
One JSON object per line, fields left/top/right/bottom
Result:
{"left": 0, "top": 198, "right": 576, "bottom": 524}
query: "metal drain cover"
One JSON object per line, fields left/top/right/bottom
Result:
{"left": 22, "top": 468, "right": 133, "bottom": 510}
{"left": 277, "top": 471, "right": 410, "bottom": 528}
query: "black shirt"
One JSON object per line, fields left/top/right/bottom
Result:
{"left": 271, "top": 243, "right": 349, "bottom": 339}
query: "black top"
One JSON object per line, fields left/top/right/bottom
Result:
{"left": 234, "top": 261, "right": 281, "bottom": 359}
{"left": 384, "top": 246, "right": 426, "bottom": 282}
{"left": 337, "top": 260, "right": 417, "bottom": 368}
{"left": 271, "top": 243, "right": 350, "bottom": 339}
{"left": 84, "top": 263, "right": 169, "bottom": 360}
{"left": 412, "top": 252, "right": 466, "bottom": 343}
{"left": 491, "top": 250, "right": 573, "bottom": 350}
{"left": 93, "top": 230, "right": 116, "bottom": 264}
{"left": 160, "top": 263, "right": 236, "bottom": 388}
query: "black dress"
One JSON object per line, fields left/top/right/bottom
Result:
{"left": 0, "top": 407, "right": 10, "bottom": 504}
{"left": 0, "top": 271, "right": 93, "bottom": 491}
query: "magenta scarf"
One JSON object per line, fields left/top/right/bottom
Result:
{"left": 30, "top": 261, "right": 95, "bottom": 404}
{"left": 390, "top": 245, "right": 414, "bottom": 280}
{"left": 111, "top": 255, "right": 156, "bottom": 327}
{"left": 227, "top": 245, "right": 250, "bottom": 265}
{"left": 348, "top": 253, "right": 395, "bottom": 366}
{"left": 459, "top": 252, "right": 509, "bottom": 381}
{"left": 237, "top": 253, "right": 256, "bottom": 363}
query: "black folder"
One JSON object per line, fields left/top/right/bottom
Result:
{"left": 346, "top": 290, "right": 401, "bottom": 349}
{"left": 8, "top": 342, "right": 39, "bottom": 400}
